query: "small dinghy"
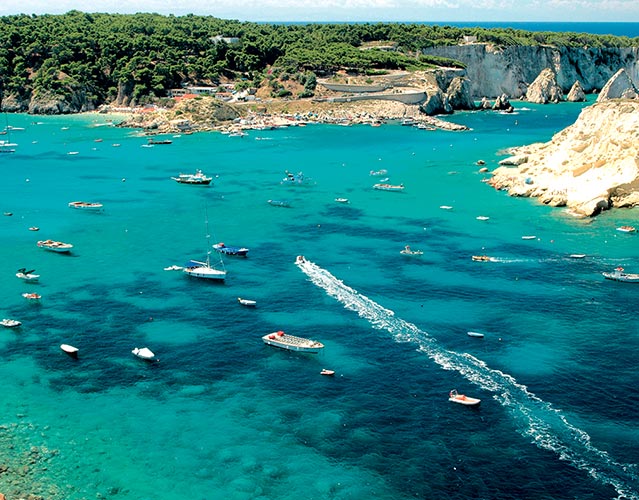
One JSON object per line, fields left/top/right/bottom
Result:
{"left": 238, "top": 297, "right": 256, "bottom": 307}
{"left": 60, "top": 344, "right": 79, "bottom": 359}
{"left": 132, "top": 347, "right": 158, "bottom": 362}
{"left": 467, "top": 331, "right": 485, "bottom": 338}
{"left": 449, "top": 389, "right": 481, "bottom": 407}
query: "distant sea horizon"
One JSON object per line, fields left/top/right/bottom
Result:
{"left": 274, "top": 21, "right": 639, "bottom": 38}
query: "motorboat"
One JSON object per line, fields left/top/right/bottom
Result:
{"left": 320, "top": 369, "right": 335, "bottom": 376}
{"left": 400, "top": 245, "right": 423, "bottom": 256}
{"left": 213, "top": 242, "right": 249, "bottom": 257}
{"left": 449, "top": 389, "right": 481, "bottom": 406}
{"left": 164, "top": 265, "right": 183, "bottom": 271}
{"left": 569, "top": 254, "right": 586, "bottom": 259}
{"left": 22, "top": 292, "right": 41, "bottom": 300}
{"left": 296, "top": 255, "right": 306, "bottom": 265}
{"left": 602, "top": 267, "right": 639, "bottom": 283}
{"left": 16, "top": 268, "right": 40, "bottom": 282}
{"left": 467, "top": 331, "right": 485, "bottom": 338}
{"left": 171, "top": 170, "right": 212, "bottom": 185}
{"left": 1, "top": 318, "right": 21, "bottom": 328}
{"left": 472, "top": 255, "right": 492, "bottom": 262}
{"left": 68, "top": 201, "right": 104, "bottom": 210}
{"left": 439, "top": 205, "right": 453, "bottom": 210}
{"left": 37, "top": 240, "right": 73, "bottom": 253}
{"left": 147, "top": 138, "right": 172, "bottom": 145}
{"left": 237, "top": 297, "right": 257, "bottom": 307}
{"left": 335, "top": 198, "right": 349, "bottom": 203}
{"left": 476, "top": 216, "right": 490, "bottom": 221}
{"left": 282, "top": 170, "right": 305, "bottom": 184}
{"left": 183, "top": 209, "right": 227, "bottom": 281}
{"left": 616, "top": 226, "right": 637, "bottom": 233}
{"left": 268, "top": 199, "right": 290, "bottom": 208}
{"left": 521, "top": 235, "right": 537, "bottom": 240}
{"left": 60, "top": 344, "right": 79, "bottom": 359}
{"left": 262, "top": 330, "right": 324, "bottom": 353}
{"left": 29, "top": 227, "right": 39, "bottom": 231}
{"left": 132, "top": 347, "right": 158, "bottom": 362}
{"left": 373, "top": 183, "right": 404, "bottom": 192}
{"left": 370, "top": 169, "right": 388, "bottom": 176}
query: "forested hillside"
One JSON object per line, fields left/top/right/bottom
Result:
{"left": 0, "top": 11, "right": 636, "bottom": 110}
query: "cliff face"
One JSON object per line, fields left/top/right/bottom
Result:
{"left": 489, "top": 100, "right": 639, "bottom": 216}
{"left": 422, "top": 44, "right": 639, "bottom": 98}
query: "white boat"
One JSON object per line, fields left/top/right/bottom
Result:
{"left": 183, "top": 210, "right": 227, "bottom": 281}
{"left": 171, "top": 170, "right": 212, "bottom": 185}
{"left": 282, "top": 170, "right": 305, "bottom": 184}
{"left": 238, "top": 297, "right": 256, "bottom": 307}
{"left": 449, "top": 389, "right": 481, "bottom": 406}
{"left": 37, "top": 240, "right": 73, "bottom": 253}
{"left": 373, "top": 183, "right": 404, "bottom": 192}
{"left": 335, "top": 198, "right": 349, "bottom": 203}
{"left": 476, "top": 216, "right": 490, "bottom": 221}
{"left": 439, "top": 205, "right": 453, "bottom": 210}
{"left": 132, "top": 347, "right": 158, "bottom": 362}
{"left": 262, "top": 330, "right": 324, "bottom": 353}
{"left": 29, "top": 227, "right": 39, "bottom": 231}
{"left": 569, "top": 254, "right": 586, "bottom": 259}
{"left": 320, "top": 369, "right": 335, "bottom": 376}
{"left": 268, "top": 199, "right": 290, "bottom": 208}
{"left": 22, "top": 292, "right": 41, "bottom": 300}
{"left": 16, "top": 268, "right": 40, "bottom": 282}
{"left": 400, "top": 245, "right": 423, "bottom": 256}
{"left": 521, "top": 235, "right": 536, "bottom": 240}
{"left": 1, "top": 318, "right": 21, "bottom": 328}
{"left": 370, "top": 169, "right": 388, "bottom": 176}
{"left": 616, "top": 225, "right": 637, "bottom": 233}
{"left": 164, "top": 265, "right": 183, "bottom": 271}
{"left": 467, "top": 331, "right": 485, "bottom": 338}
{"left": 60, "top": 344, "right": 79, "bottom": 358}
{"left": 68, "top": 201, "right": 104, "bottom": 210}
{"left": 471, "top": 255, "right": 492, "bottom": 262}
{"left": 602, "top": 267, "right": 639, "bottom": 283}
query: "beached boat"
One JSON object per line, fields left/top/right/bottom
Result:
{"left": 449, "top": 389, "right": 481, "bottom": 406}
{"left": 472, "top": 255, "right": 492, "bottom": 262}
{"left": 467, "top": 331, "right": 485, "bottom": 338}
{"left": 37, "top": 240, "right": 73, "bottom": 253}
{"left": 616, "top": 226, "right": 637, "bottom": 233}
{"left": 22, "top": 292, "right": 41, "bottom": 300}
{"left": 16, "top": 268, "right": 40, "bottom": 282}
{"left": 602, "top": 267, "right": 639, "bottom": 283}
{"left": 373, "top": 183, "right": 404, "bottom": 192}
{"left": 262, "top": 330, "right": 324, "bottom": 353}
{"left": 1, "top": 318, "right": 21, "bottom": 328}
{"left": 171, "top": 170, "right": 212, "bottom": 185}
{"left": 68, "top": 201, "right": 104, "bottom": 210}
{"left": 60, "top": 344, "right": 79, "bottom": 359}
{"left": 268, "top": 199, "right": 290, "bottom": 208}
{"left": 132, "top": 347, "right": 158, "bottom": 362}
{"left": 400, "top": 245, "right": 423, "bottom": 256}
{"left": 237, "top": 297, "right": 256, "bottom": 307}
{"left": 183, "top": 210, "right": 227, "bottom": 281}
{"left": 213, "top": 242, "right": 249, "bottom": 257}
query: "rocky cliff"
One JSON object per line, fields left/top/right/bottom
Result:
{"left": 422, "top": 44, "right": 639, "bottom": 98}
{"left": 488, "top": 99, "right": 639, "bottom": 216}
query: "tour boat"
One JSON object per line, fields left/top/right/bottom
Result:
{"left": 16, "top": 268, "right": 40, "bottom": 282}
{"left": 237, "top": 297, "right": 257, "bottom": 307}
{"left": 373, "top": 183, "right": 404, "bottom": 192}
{"left": 449, "top": 389, "right": 481, "bottom": 406}
{"left": 171, "top": 170, "right": 212, "bottom": 185}
{"left": 213, "top": 242, "right": 249, "bottom": 257}
{"left": 68, "top": 201, "right": 104, "bottom": 210}
{"left": 1, "top": 318, "right": 21, "bottom": 328}
{"left": 37, "top": 240, "right": 73, "bottom": 253}
{"left": 616, "top": 226, "right": 637, "bottom": 233}
{"left": 400, "top": 245, "right": 423, "bottom": 256}
{"left": 262, "top": 330, "right": 324, "bottom": 353}
{"left": 132, "top": 347, "right": 158, "bottom": 362}
{"left": 602, "top": 267, "right": 639, "bottom": 283}
{"left": 60, "top": 344, "right": 79, "bottom": 359}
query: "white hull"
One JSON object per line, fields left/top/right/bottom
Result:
{"left": 60, "top": 344, "right": 79, "bottom": 358}
{"left": 183, "top": 265, "right": 226, "bottom": 280}
{"left": 1, "top": 319, "right": 21, "bottom": 328}
{"left": 262, "top": 331, "right": 324, "bottom": 353}
{"left": 37, "top": 240, "right": 73, "bottom": 252}
{"left": 132, "top": 347, "right": 157, "bottom": 361}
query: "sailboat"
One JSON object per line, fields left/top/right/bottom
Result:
{"left": 0, "top": 97, "right": 17, "bottom": 153}
{"left": 183, "top": 209, "right": 227, "bottom": 281}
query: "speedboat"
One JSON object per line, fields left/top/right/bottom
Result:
{"left": 1, "top": 318, "right": 21, "bottom": 328}
{"left": 213, "top": 242, "right": 249, "bottom": 257}
{"left": 400, "top": 245, "right": 423, "bottom": 256}
{"left": 237, "top": 297, "right": 257, "bottom": 307}
{"left": 37, "top": 240, "right": 73, "bottom": 253}
{"left": 467, "top": 331, "right": 485, "bottom": 338}
{"left": 602, "top": 267, "right": 639, "bottom": 283}
{"left": 521, "top": 235, "right": 536, "bottom": 240}
{"left": 60, "top": 344, "right": 79, "bottom": 359}
{"left": 439, "top": 205, "right": 453, "bottom": 210}
{"left": 569, "top": 254, "right": 586, "bottom": 259}
{"left": 132, "top": 347, "right": 158, "bottom": 362}
{"left": 616, "top": 226, "right": 637, "bottom": 233}
{"left": 449, "top": 389, "right": 481, "bottom": 406}
{"left": 171, "top": 170, "right": 212, "bottom": 185}
{"left": 268, "top": 199, "right": 290, "bottom": 207}
{"left": 262, "top": 331, "right": 324, "bottom": 353}
{"left": 68, "top": 201, "right": 104, "bottom": 210}
{"left": 22, "top": 292, "right": 41, "bottom": 300}
{"left": 28, "top": 227, "right": 39, "bottom": 231}
{"left": 370, "top": 169, "right": 388, "bottom": 176}
{"left": 16, "top": 268, "right": 40, "bottom": 282}
{"left": 320, "top": 369, "right": 335, "bottom": 376}
{"left": 373, "top": 183, "right": 404, "bottom": 192}
{"left": 476, "top": 216, "right": 490, "bottom": 221}
{"left": 472, "top": 255, "right": 492, "bottom": 262}
{"left": 335, "top": 198, "right": 349, "bottom": 203}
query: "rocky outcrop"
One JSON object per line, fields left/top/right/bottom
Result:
{"left": 446, "top": 76, "right": 476, "bottom": 110}
{"left": 28, "top": 89, "right": 96, "bottom": 114}
{"left": 420, "top": 86, "right": 452, "bottom": 115}
{"left": 492, "top": 94, "right": 513, "bottom": 111}
{"left": 597, "top": 68, "right": 639, "bottom": 101}
{"left": 526, "top": 68, "right": 564, "bottom": 103}
{"left": 488, "top": 99, "right": 639, "bottom": 216}
{"left": 422, "top": 44, "right": 639, "bottom": 98}
{"left": 566, "top": 81, "right": 586, "bottom": 102}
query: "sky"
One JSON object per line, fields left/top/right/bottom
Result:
{"left": 0, "top": 0, "right": 638, "bottom": 23}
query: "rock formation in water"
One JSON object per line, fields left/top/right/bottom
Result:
{"left": 566, "top": 81, "right": 586, "bottom": 102}
{"left": 526, "top": 68, "right": 564, "bottom": 103}
{"left": 488, "top": 99, "right": 639, "bottom": 216}
{"left": 596, "top": 68, "right": 639, "bottom": 101}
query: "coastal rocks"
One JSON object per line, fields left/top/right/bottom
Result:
{"left": 488, "top": 100, "right": 639, "bottom": 216}
{"left": 445, "top": 76, "right": 476, "bottom": 110}
{"left": 419, "top": 86, "right": 453, "bottom": 115}
{"left": 27, "top": 89, "right": 95, "bottom": 114}
{"left": 566, "top": 81, "right": 586, "bottom": 102}
{"left": 596, "top": 68, "right": 639, "bottom": 102}
{"left": 492, "top": 94, "right": 513, "bottom": 112}
{"left": 526, "top": 68, "right": 564, "bottom": 104}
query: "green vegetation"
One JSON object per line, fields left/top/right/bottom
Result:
{"left": 0, "top": 12, "right": 636, "bottom": 108}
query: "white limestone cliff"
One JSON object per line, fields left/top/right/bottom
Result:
{"left": 526, "top": 68, "right": 564, "bottom": 103}
{"left": 566, "top": 81, "right": 586, "bottom": 102}
{"left": 597, "top": 68, "right": 639, "bottom": 101}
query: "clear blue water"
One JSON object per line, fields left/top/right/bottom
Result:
{"left": 1, "top": 99, "right": 638, "bottom": 500}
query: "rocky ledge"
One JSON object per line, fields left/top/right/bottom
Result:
{"left": 489, "top": 99, "right": 639, "bottom": 216}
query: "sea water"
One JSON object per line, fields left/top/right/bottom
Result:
{"left": 1, "top": 98, "right": 638, "bottom": 500}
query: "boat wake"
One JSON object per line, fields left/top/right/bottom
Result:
{"left": 295, "top": 256, "right": 639, "bottom": 499}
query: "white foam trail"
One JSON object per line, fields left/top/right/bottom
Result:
{"left": 296, "top": 257, "right": 639, "bottom": 500}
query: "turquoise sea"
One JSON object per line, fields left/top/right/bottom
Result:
{"left": 1, "top": 98, "right": 639, "bottom": 500}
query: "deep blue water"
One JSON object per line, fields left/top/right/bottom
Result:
{"left": 0, "top": 100, "right": 638, "bottom": 499}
